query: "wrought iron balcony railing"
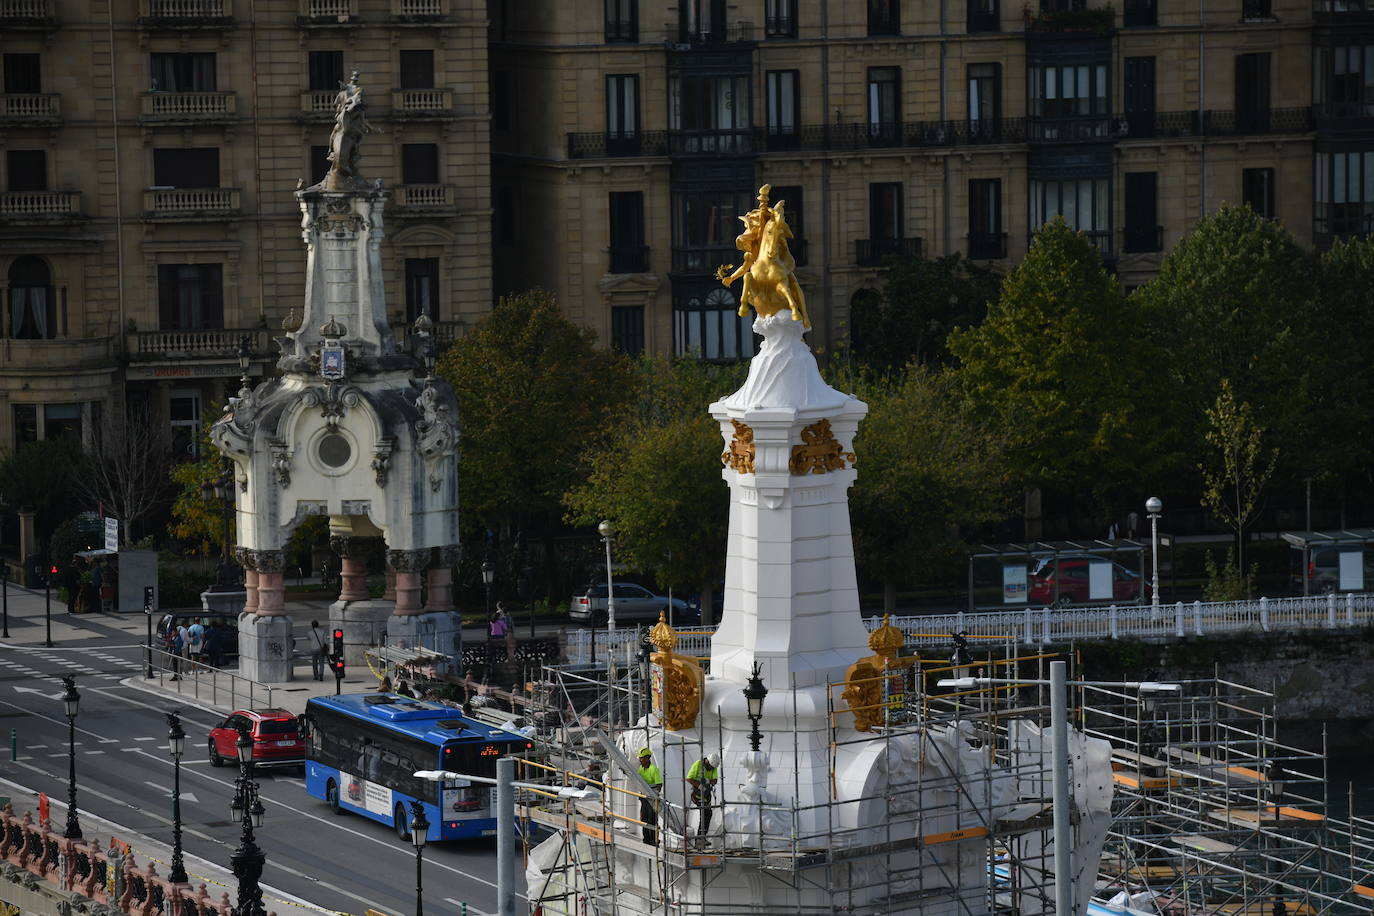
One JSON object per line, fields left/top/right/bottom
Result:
{"left": 856, "top": 237, "right": 921, "bottom": 266}
{"left": 1123, "top": 0, "right": 1156, "bottom": 24}
{"left": 675, "top": 19, "right": 755, "bottom": 44}
{"left": 672, "top": 247, "right": 737, "bottom": 275}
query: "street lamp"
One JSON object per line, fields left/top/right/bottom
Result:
{"left": 44, "top": 564, "right": 54, "bottom": 648}
{"left": 742, "top": 662, "right": 768, "bottom": 752}
{"left": 230, "top": 726, "right": 267, "bottom": 916}
{"left": 598, "top": 520, "right": 616, "bottom": 632}
{"left": 0, "top": 560, "right": 10, "bottom": 639}
{"left": 1146, "top": 497, "right": 1163, "bottom": 610}
{"left": 167, "top": 711, "right": 188, "bottom": 883}
{"left": 61, "top": 676, "right": 81, "bottom": 839}
{"left": 201, "top": 459, "right": 240, "bottom": 589}
{"left": 237, "top": 334, "right": 253, "bottom": 391}
{"left": 409, "top": 799, "right": 428, "bottom": 916}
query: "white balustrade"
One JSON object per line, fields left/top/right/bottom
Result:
{"left": 0, "top": 0, "right": 50, "bottom": 16}
{"left": 145, "top": 92, "right": 235, "bottom": 117}
{"left": 0, "top": 94, "right": 59, "bottom": 118}
{"left": 0, "top": 191, "right": 79, "bottom": 216}
{"left": 394, "top": 0, "right": 442, "bottom": 14}
{"left": 398, "top": 185, "right": 453, "bottom": 208}
{"left": 145, "top": 187, "right": 240, "bottom": 213}
{"left": 148, "top": 0, "right": 226, "bottom": 16}
{"left": 393, "top": 88, "right": 452, "bottom": 112}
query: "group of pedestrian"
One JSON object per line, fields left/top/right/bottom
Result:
{"left": 169, "top": 617, "right": 207, "bottom": 680}
{"left": 635, "top": 747, "right": 720, "bottom": 846}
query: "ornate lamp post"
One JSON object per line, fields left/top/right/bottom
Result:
{"left": 1, "top": 560, "right": 10, "bottom": 639}
{"left": 742, "top": 662, "right": 769, "bottom": 752}
{"left": 409, "top": 799, "right": 429, "bottom": 916}
{"left": 201, "top": 460, "right": 240, "bottom": 589}
{"left": 230, "top": 726, "right": 267, "bottom": 916}
{"left": 1146, "top": 497, "right": 1163, "bottom": 609}
{"left": 598, "top": 520, "right": 616, "bottom": 632}
{"left": 481, "top": 560, "right": 494, "bottom": 619}
{"left": 167, "top": 711, "right": 188, "bottom": 883}
{"left": 61, "top": 676, "right": 81, "bottom": 839}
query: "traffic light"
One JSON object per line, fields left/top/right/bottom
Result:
{"left": 332, "top": 628, "right": 344, "bottom": 657}
{"left": 48, "top": 565, "right": 57, "bottom": 583}
{"left": 331, "top": 628, "right": 345, "bottom": 681}
{"left": 143, "top": 586, "right": 155, "bottom": 612}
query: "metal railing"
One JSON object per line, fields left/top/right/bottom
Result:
{"left": 856, "top": 237, "right": 921, "bottom": 266}
{"left": 968, "top": 231, "right": 1008, "bottom": 259}
{"left": 1123, "top": 223, "right": 1163, "bottom": 253}
{"left": 147, "top": 646, "right": 277, "bottom": 710}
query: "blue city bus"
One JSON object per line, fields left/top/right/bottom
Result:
{"left": 303, "top": 693, "right": 533, "bottom": 841}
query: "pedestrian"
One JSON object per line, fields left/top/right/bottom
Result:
{"left": 170, "top": 624, "right": 187, "bottom": 680}
{"left": 187, "top": 617, "right": 205, "bottom": 668}
{"left": 687, "top": 752, "right": 720, "bottom": 840}
{"left": 380, "top": 675, "right": 394, "bottom": 693}
{"left": 496, "top": 602, "right": 516, "bottom": 661}
{"left": 636, "top": 747, "right": 663, "bottom": 844}
{"left": 397, "top": 679, "right": 416, "bottom": 698}
{"left": 488, "top": 607, "right": 509, "bottom": 666}
{"left": 308, "top": 620, "right": 327, "bottom": 681}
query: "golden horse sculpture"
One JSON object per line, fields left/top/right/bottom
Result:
{"left": 715, "top": 185, "right": 812, "bottom": 330}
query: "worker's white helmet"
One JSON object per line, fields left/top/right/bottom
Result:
{"left": 706, "top": 752, "right": 721, "bottom": 767}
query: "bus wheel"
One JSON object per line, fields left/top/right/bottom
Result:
{"left": 326, "top": 780, "right": 342, "bottom": 815}
{"left": 394, "top": 804, "right": 410, "bottom": 841}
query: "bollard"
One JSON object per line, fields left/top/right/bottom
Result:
{"left": 460, "top": 904, "right": 467, "bottom": 916}
{"left": 9, "top": 728, "right": 14, "bottom": 761}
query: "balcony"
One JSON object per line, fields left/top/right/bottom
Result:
{"left": 968, "top": 231, "right": 1008, "bottom": 259}
{"left": 0, "top": 190, "right": 82, "bottom": 222}
{"left": 1025, "top": 4, "right": 1115, "bottom": 31}
{"left": 127, "top": 327, "right": 269, "bottom": 362}
{"left": 675, "top": 19, "right": 755, "bottom": 45}
{"left": 1313, "top": 102, "right": 1374, "bottom": 132}
{"left": 1123, "top": 0, "right": 1156, "bottom": 24}
{"left": 298, "top": 0, "right": 357, "bottom": 22}
{"left": 300, "top": 89, "right": 336, "bottom": 120}
{"left": 856, "top": 237, "right": 921, "bottom": 266}
{"left": 568, "top": 130, "right": 669, "bottom": 158}
{"left": 389, "top": 88, "right": 454, "bottom": 119}
{"left": 393, "top": 184, "right": 456, "bottom": 212}
{"left": 0, "top": 93, "right": 60, "bottom": 124}
{"left": 1313, "top": 202, "right": 1374, "bottom": 246}
{"left": 391, "top": 0, "right": 444, "bottom": 20}
{"left": 1, "top": 0, "right": 54, "bottom": 25}
{"left": 143, "top": 187, "right": 241, "bottom": 219}
{"left": 1122, "top": 224, "right": 1163, "bottom": 253}
{"left": 672, "top": 247, "right": 736, "bottom": 275}
{"left": 2, "top": 336, "right": 115, "bottom": 372}
{"left": 392, "top": 319, "right": 464, "bottom": 351}
{"left": 140, "top": 91, "right": 237, "bottom": 124}
{"left": 140, "top": 0, "right": 232, "bottom": 26}
{"left": 1082, "top": 230, "right": 1113, "bottom": 259}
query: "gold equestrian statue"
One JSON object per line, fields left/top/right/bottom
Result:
{"left": 715, "top": 184, "right": 812, "bottom": 330}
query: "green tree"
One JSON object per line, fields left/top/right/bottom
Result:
{"left": 948, "top": 217, "right": 1150, "bottom": 508}
{"left": 437, "top": 289, "right": 634, "bottom": 543}
{"left": 1199, "top": 379, "right": 1277, "bottom": 581}
{"left": 564, "top": 357, "right": 744, "bottom": 624}
{"left": 837, "top": 364, "right": 1013, "bottom": 611}
{"left": 1310, "top": 236, "right": 1374, "bottom": 492}
{"left": 78, "top": 406, "right": 176, "bottom": 546}
{"left": 0, "top": 439, "right": 80, "bottom": 548}
{"left": 847, "top": 253, "right": 1000, "bottom": 373}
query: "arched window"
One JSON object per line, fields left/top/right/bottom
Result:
{"left": 673, "top": 286, "right": 755, "bottom": 360}
{"left": 8, "top": 257, "right": 56, "bottom": 340}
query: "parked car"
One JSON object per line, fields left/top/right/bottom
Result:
{"left": 157, "top": 612, "right": 237, "bottom": 664}
{"left": 569, "top": 582, "right": 696, "bottom": 625}
{"left": 208, "top": 708, "right": 305, "bottom": 769}
{"left": 1028, "top": 556, "right": 1145, "bottom": 606}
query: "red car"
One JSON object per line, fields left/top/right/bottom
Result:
{"left": 208, "top": 708, "right": 305, "bottom": 769}
{"left": 1028, "top": 556, "right": 1146, "bottom": 606}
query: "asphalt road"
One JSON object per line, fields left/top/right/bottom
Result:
{"left": 0, "top": 622, "right": 514, "bottom": 916}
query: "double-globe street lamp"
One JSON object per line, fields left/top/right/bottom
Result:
{"left": 1146, "top": 497, "right": 1163, "bottom": 610}
{"left": 598, "top": 520, "right": 616, "bottom": 632}
{"left": 61, "top": 676, "right": 81, "bottom": 839}
{"left": 230, "top": 726, "right": 267, "bottom": 916}
{"left": 167, "top": 711, "right": 188, "bottom": 883}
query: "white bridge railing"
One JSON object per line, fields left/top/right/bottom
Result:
{"left": 563, "top": 594, "right": 1373, "bottom": 663}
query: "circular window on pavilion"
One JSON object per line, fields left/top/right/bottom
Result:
{"left": 317, "top": 433, "right": 352, "bottom": 468}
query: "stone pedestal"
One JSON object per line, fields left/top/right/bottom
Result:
{"left": 329, "top": 599, "right": 395, "bottom": 667}
{"left": 238, "top": 612, "right": 295, "bottom": 682}
{"left": 200, "top": 586, "right": 246, "bottom": 617}
{"left": 384, "top": 611, "right": 462, "bottom": 675}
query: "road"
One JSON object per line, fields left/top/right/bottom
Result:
{"left": 0, "top": 620, "right": 515, "bottom": 916}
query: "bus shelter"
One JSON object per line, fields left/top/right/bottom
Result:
{"left": 1280, "top": 529, "right": 1374, "bottom": 595}
{"left": 967, "top": 540, "right": 1148, "bottom": 611}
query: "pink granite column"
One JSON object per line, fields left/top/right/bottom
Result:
{"left": 236, "top": 548, "right": 259, "bottom": 615}
{"left": 255, "top": 550, "right": 286, "bottom": 616}
{"left": 331, "top": 535, "right": 371, "bottom": 602}
{"left": 388, "top": 549, "right": 428, "bottom": 616}
{"left": 383, "top": 569, "right": 397, "bottom": 602}
{"left": 423, "top": 545, "right": 459, "bottom": 614}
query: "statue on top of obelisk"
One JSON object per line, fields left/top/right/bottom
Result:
{"left": 323, "top": 70, "right": 380, "bottom": 191}
{"left": 715, "top": 184, "right": 811, "bottom": 330}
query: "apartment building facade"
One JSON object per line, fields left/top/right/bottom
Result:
{"left": 490, "top": 0, "right": 1354, "bottom": 358}
{"left": 0, "top": 0, "right": 489, "bottom": 453}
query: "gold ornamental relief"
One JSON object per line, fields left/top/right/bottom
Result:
{"left": 722, "top": 419, "right": 756, "bottom": 474}
{"left": 842, "top": 659, "right": 885, "bottom": 733}
{"left": 649, "top": 612, "right": 703, "bottom": 731}
{"left": 789, "top": 418, "right": 856, "bottom": 475}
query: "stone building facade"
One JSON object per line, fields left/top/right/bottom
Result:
{"left": 490, "top": 0, "right": 1349, "bottom": 357}
{"left": 0, "top": 0, "right": 489, "bottom": 452}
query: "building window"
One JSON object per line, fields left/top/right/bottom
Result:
{"left": 7, "top": 149, "right": 46, "bottom": 192}
{"left": 968, "top": 179, "right": 1004, "bottom": 259}
{"left": 673, "top": 189, "right": 754, "bottom": 272}
{"left": 14, "top": 402, "right": 88, "bottom": 447}
{"left": 1242, "top": 0, "right": 1272, "bottom": 18}
{"left": 867, "top": 67, "right": 901, "bottom": 146}
{"left": 3, "top": 53, "right": 41, "bottom": 93}
{"left": 1235, "top": 53, "right": 1271, "bottom": 132}
{"left": 605, "top": 0, "right": 637, "bottom": 42}
{"left": 12, "top": 405, "right": 37, "bottom": 445}
{"left": 401, "top": 144, "right": 439, "bottom": 185}
{"left": 308, "top": 50, "right": 343, "bottom": 92}
{"left": 149, "top": 52, "right": 216, "bottom": 92}
{"left": 1122, "top": 171, "right": 1161, "bottom": 252}
{"left": 1123, "top": 0, "right": 1156, "bottom": 25}
{"left": 1315, "top": 46, "right": 1374, "bottom": 116}
{"left": 670, "top": 74, "right": 751, "bottom": 152}
{"left": 169, "top": 392, "right": 202, "bottom": 459}
{"left": 679, "top": 0, "right": 729, "bottom": 43}
{"left": 8, "top": 256, "right": 56, "bottom": 340}
{"left": 766, "top": 70, "right": 800, "bottom": 148}
{"left": 870, "top": 182, "right": 903, "bottom": 241}
{"left": 1030, "top": 63, "right": 1109, "bottom": 118}
{"left": 153, "top": 148, "right": 219, "bottom": 187}
{"left": 496, "top": 186, "right": 515, "bottom": 246}
{"left": 310, "top": 145, "right": 330, "bottom": 185}
{"left": 399, "top": 50, "right": 434, "bottom": 90}
{"left": 968, "top": 64, "right": 1001, "bottom": 139}
{"left": 1031, "top": 178, "right": 1111, "bottom": 256}
{"left": 607, "top": 74, "right": 640, "bottom": 155}
{"left": 157, "top": 264, "right": 224, "bottom": 330}
{"left": 1315, "top": 151, "right": 1374, "bottom": 238}
{"left": 492, "top": 72, "right": 509, "bottom": 131}
{"left": 1124, "top": 57, "right": 1157, "bottom": 136}
{"left": 766, "top": 0, "right": 797, "bottom": 37}
{"left": 609, "top": 191, "right": 647, "bottom": 273}
{"left": 675, "top": 289, "right": 755, "bottom": 360}
{"left": 770, "top": 184, "right": 806, "bottom": 266}
{"left": 868, "top": 0, "right": 900, "bottom": 34}
{"left": 968, "top": 0, "right": 999, "bottom": 31}
{"left": 1244, "top": 167, "right": 1276, "bottom": 218}
{"left": 611, "top": 306, "right": 645, "bottom": 356}
{"left": 405, "top": 258, "right": 439, "bottom": 322}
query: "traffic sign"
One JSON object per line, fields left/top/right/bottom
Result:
{"left": 103, "top": 517, "right": 118, "bottom": 552}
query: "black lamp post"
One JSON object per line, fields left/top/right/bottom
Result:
{"left": 201, "top": 459, "right": 239, "bottom": 590}
{"left": 409, "top": 799, "right": 429, "bottom": 916}
{"left": 167, "top": 711, "right": 188, "bottom": 882}
{"left": 742, "top": 662, "right": 768, "bottom": 752}
{"left": 44, "top": 564, "right": 53, "bottom": 648}
{"left": 0, "top": 560, "right": 10, "bottom": 639}
{"left": 230, "top": 726, "right": 267, "bottom": 916}
{"left": 61, "top": 676, "right": 81, "bottom": 839}
{"left": 481, "top": 560, "right": 495, "bottom": 668}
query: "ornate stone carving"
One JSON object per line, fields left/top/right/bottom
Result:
{"left": 648, "top": 613, "right": 703, "bottom": 731}
{"left": 415, "top": 383, "right": 459, "bottom": 492}
{"left": 842, "top": 615, "right": 916, "bottom": 732}
{"left": 842, "top": 659, "right": 884, "bottom": 733}
{"left": 330, "top": 535, "right": 374, "bottom": 559}
{"left": 439, "top": 544, "right": 461, "bottom": 569}
{"left": 252, "top": 549, "right": 285, "bottom": 574}
{"left": 234, "top": 547, "right": 256, "bottom": 570}
{"left": 721, "top": 419, "right": 756, "bottom": 474}
{"left": 788, "top": 418, "right": 855, "bottom": 475}
{"left": 340, "top": 499, "right": 371, "bottom": 516}
{"left": 372, "top": 437, "right": 395, "bottom": 487}
{"left": 724, "top": 750, "right": 787, "bottom": 848}
{"left": 301, "top": 382, "right": 362, "bottom": 430}
{"left": 386, "top": 548, "right": 430, "bottom": 573}
{"left": 267, "top": 437, "right": 292, "bottom": 488}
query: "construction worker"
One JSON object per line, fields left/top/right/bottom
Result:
{"left": 687, "top": 752, "right": 721, "bottom": 839}
{"left": 636, "top": 748, "right": 663, "bottom": 843}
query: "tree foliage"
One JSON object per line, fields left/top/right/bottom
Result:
{"left": 78, "top": 405, "right": 177, "bottom": 546}
{"left": 437, "top": 289, "right": 635, "bottom": 540}
{"left": 1310, "top": 236, "right": 1374, "bottom": 485}
{"left": 1199, "top": 379, "right": 1277, "bottom": 577}
{"left": 564, "top": 357, "right": 744, "bottom": 623}
{"left": 169, "top": 411, "right": 234, "bottom": 554}
{"left": 0, "top": 439, "right": 80, "bottom": 545}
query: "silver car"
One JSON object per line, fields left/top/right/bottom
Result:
{"left": 569, "top": 582, "right": 695, "bottom": 625}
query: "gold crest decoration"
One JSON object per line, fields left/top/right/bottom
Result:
{"left": 649, "top": 612, "right": 704, "bottom": 731}
{"left": 722, "top": 419, "right": 756, "bottom": 474}
{"left": 841, "top": 615, "right": 917, "bottom": 733}
{"left": 789, "top": 418, "right": 856, "bottom": 475}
